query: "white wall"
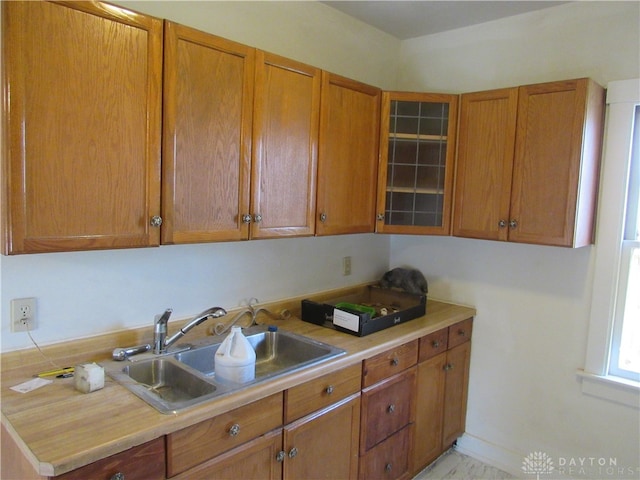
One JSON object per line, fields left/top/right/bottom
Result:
{"left": 0, "top": 1, "right": 397, "bottom": 351}
{"left": 391, "top": 2, "right": 640, "bottom": 477}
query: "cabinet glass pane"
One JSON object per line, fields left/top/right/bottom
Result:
{"left": 385, "top": 100, "right": 449, "bottom": 227}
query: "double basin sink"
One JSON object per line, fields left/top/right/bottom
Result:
{"left": 107, "top": 325, "right": 345, "bottom": 414}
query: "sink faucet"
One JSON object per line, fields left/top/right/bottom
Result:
{"left": 154, "top": 307, "right": 227, "bottom": 354}
{"left": 112, "top": 306, "right": 227, "bottom": 361}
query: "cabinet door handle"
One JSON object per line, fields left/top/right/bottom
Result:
{"left": 391, "top": 357, "right": 399, "bottom": 366}
{"left": 325, "top": 385, "right": 334, "bottom": 394}
{"left": 241, "top": 214, "right": 252, "bottom": 224}
{"left": 228, "top": 423, "right": 240, "bottom": 436}
{"left": 110, "top": 473, "right": 125, "bottom": 480}
{"left": 319, "top": 212, "right": 327, "bottom": 222}
{"left": 377, "top": 213, "right": 385, "bottom": 221}
{"left": 253, "top": 213, "right": 262, "bottom": 223}
{"left": 289, "top": 447, "right": 298, "bottom": 458}
{"left": 149, "top": 215, "right": 163, "bottom": 227}
{"left": 509, "top": 219, "right": 518, "bottom": 228}
{"left": 444, "top": 363, "right": 454, "bottom": 371}
{"left": 385, "top": 463, "right": 393, "bottom": 473}
{"left": 498, "top": 219, "right": 507, "bottom": 228}
{"left": 387, "top": 404, "right": 395, "bottom": 414}
{"left": 276, "top": 451, "right": 286, "bottom": 462}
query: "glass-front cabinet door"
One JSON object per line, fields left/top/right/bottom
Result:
{"left": 376, "top": 92, "right": 458, "bottom": 235}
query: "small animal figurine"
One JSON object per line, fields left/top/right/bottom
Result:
{"left": 379, "top": 267, "right": 428, "bottom": 296}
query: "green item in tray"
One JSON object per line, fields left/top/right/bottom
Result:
{"left": 335, "top": 302, "right": 376, "bottom": 316}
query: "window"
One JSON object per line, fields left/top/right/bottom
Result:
{"left": 609, "top": 105, "right": 640, "bottom": 381}
{"left": 581, "top": 78, "right": 640, "bottom": 407}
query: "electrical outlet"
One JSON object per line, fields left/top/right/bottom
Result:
{"left": 11, "top": 298, "right": 37, "bottom": 332}
{"left": 342, "top": 256, "right": 352, "bottom": 276}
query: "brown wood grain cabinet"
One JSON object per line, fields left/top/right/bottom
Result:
{"left": 251, "top": 52, "right": 321, "bottom": 239}
{"left": 360, "top": 342, "right": 418, "bottom": 480}
{"left": 376, "top": 92, "right": 459, "bottom": 236}
{"left": 161, "top": 21, "right": 255, "bottom": 244}
{"left": 453, "top": 78, "right": 605, "bottom": 247}
{"left": 316, "top": 73, "right": 381, "bottom": 235}
{"left": 167, "top": 366, "right": 361, "bottom": 479}
{"left": 2, "top": 1, "right": 163, "bottom": 254}
{"left": 51, "top": 438, "right": 165, "bottom": 480}
{"left": 412, "top": 318, "right": 473, "bottom": 474}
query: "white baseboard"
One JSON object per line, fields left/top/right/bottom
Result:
{"left": 454, "top": 433, "right": 528, "bottom": 479}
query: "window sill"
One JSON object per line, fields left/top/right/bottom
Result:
{"left": 577, "top": 369, "right": 640, "bottom": 409}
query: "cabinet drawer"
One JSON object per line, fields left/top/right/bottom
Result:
{"left": 362, "top": 340, "right": 418, "bottom": 387}
{"left": 447, "top": 318, "right": 473, "bottom": 349}
{"left": 418, "top": 328, "right": 448, "bottom": 362}
{"left": 167, "top": 393, "right": 283, "bottom": 476}
{"left": 173, "top": 429, "right": 283, "bottom": 480}
{"left": 285, "top": 363, "right": 361, "bottom": 423}
{"left": 53, "top": 437, "right": 165, "bottom": 480}
{"left": 359, "top": 425, "right": 411, "bottom": 480}
{"left": 361, "top": 368, "right": 416, "bottom": 453}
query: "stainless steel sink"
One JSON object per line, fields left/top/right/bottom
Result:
{"left": 175, "top": 326, "right": 345, "bottom": 381}
{"left": 107, "top": 325, "right": 344, "bottom": 414}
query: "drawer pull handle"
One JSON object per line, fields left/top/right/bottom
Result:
{"left": 391, "top": 357, "right": 399, "bottom": 366}
{"left": 110, "top": 474, "right": 125, "bottom": 480}
{"left": 458, "top": 329, "right": 466, "bottom": 336}
{"left": 228, "top": 423, "right": 241, "bottom": 436}
{"left": 276, "top": 451, "right": 286, "bottom": 462}
{"left": 432, "top": 340, "right": 440, "bottom": 348}
{"left": 289, "top": 447, "right": 298, "bottom": 458}
{"left": 385, "top": 463, "right": 393, "bottom": 473}
{"left": 325, "top": 385, "right": 334, "bottom": 394}
{"left": 387, "top": 404, "right": 395, "bottom": 414}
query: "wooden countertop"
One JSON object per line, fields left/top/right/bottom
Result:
{"left": 1, "top": 286, "right": 475, "bottom": 477}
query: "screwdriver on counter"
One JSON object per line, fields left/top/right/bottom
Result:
{"left": 35, "top": 367, "right": 74, "bottom": 378}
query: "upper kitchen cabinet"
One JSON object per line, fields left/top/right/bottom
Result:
{"left": 2, "top": 1, "right": 163, "bottom": 254}
{"left": 453, "top": 78, "right": 605, "bottom": 247}
{"left": 316, "top": 73, "right": 381, "bottom": 236}
{"left": 161, "top": 21, "right": 254, "bottom": 244}
{"left": 250, "top": 52, "right": 321, "bottom": 239}
{"left": 376, "top": 92, "right": 458, "bottom": 235}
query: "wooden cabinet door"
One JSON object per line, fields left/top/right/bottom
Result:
{"left": 412, "top": 353, "right": 446, "bottom": 472}
{"left": 453, "top": 88, "right": 518, "bottom": 241}
{"left": 283, "top": 394, "right": 360, "bottom": 480}
{"left": 510, "top": 79, "right": 604, "bottom": 247}
{"left": 3, "top": 1, "right": 163, "bottom": 254}
{"left": 162, "top": 21, "right": 254, "bottom": 244}
{"left": 377, "top": 92, "right": 458, "bottom": 235}
{"left": 442, "top": 341, "right": 471, "bottom": 448}
{"left": 251, "top": 52, "right": 320, "bottom": 239}
{"left": 316, "top": 73, "right": 381, "bottom": 235}
{"left": 53, "top": 437, "right": 165, "bottom": 480}
{"left": 173, "top": 429, "right": 283, "bottom": 480}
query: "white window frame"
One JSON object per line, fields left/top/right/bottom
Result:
{"left": 580, "top": 78, "right": 640, "bottom": 408}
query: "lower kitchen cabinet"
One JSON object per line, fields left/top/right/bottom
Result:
{"left": 360, "top": 424, "right": 412, "bottom": 480}
{"left": 284, "top": 394, "right": 361, "bottom": 480}
{"left": 52, "top": 437, "right": 165, "bottom": 480}
{"left": 412, "top": 319, "right": 473, "bottom": 473}
{"left": 166, "top": 393, "right": 283, "bottom": 476}
{"left": 360, "top": 342, "right": 418, "bottom": 480}
{"left": 173, "top": 429, "right": 283, "bottom": 480}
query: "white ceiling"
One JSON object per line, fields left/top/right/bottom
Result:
{"left": 322, "top": 1, "right": 569, "bottom": 39}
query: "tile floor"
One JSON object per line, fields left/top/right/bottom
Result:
{"left": 414, "top": 450, "right": 517, "bottom": 480}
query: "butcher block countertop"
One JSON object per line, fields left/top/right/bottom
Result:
{"left": 0, "top": 284, "right": 476, "bottom": 477}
